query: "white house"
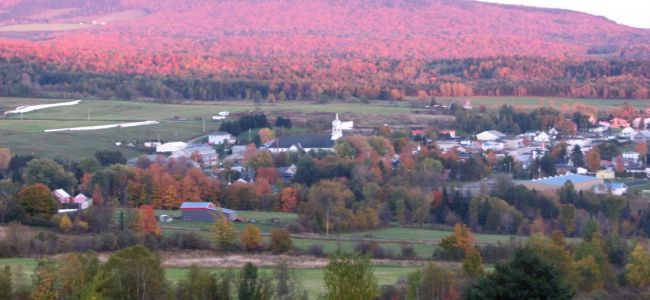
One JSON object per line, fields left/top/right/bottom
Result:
{"left": 171, "top": 144, "right": 218, "bottom": 166}
{"left": 156, "top": 142, "right": 187, "bottom": 153}
{"left": 589, "top": 126, "right": 608, "bottom": 134}
{"left": 634, "top": 130, "right": 650, "bottom": 142}
{"left": 594, "top": 182, "right": 628, "bottom": 196}
{"left": 622, "top": 152, "right": 640, "bottom": 163}
{"left": 533, "top": 132, "right": 551, "bottom": 142}
{"left": 208, "top": 131, "right": 233, "bottom": 145}
{"left": 619, "top": 127, "right": 637, "bottom": 138}
{"left": 476, "top": 130, "right": 505, "bottom": 141}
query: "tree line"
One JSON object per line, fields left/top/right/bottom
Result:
{"left": 1, "top": 56, "right": 649, "bottom": 103}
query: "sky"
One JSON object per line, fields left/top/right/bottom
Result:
{"left": 479, "top": 0, "right": 650, "bottom": 29}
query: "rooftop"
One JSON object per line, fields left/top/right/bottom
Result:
{"left": 266, "top": 135, "right": 334, "bottom": 149}
{"left": 530, "top": 174, "right": 600, "bottom": 186}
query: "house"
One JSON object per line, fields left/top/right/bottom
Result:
{"left": 171, "top": 144, "right": 218, "bottom": 166}
{"left": 411, "top": 129, "right": 426, "bottom": 137}
{"left": 519, "top": 174, "right": 604, "bottom": 193}
{"left": 622, "top": 152, "right": 641, "bottom": 164}
{"left": 610, "top": 118, "right": 630, "bottom": 129}
{"left": 127, "top": 154, "right": 169, "bottom": 167}
{"left": 265, "top": 135, "right": 335, "bottom": 153}
{"left": 278, "top": 164, "right": 298, "bottom": 180}
{"left": 53, "top": 189, "right": 72, "bottom": 204}
{"left": 439, "top": 129, "right": 457, "bottom": 138}
{"left": 619, "top": 127, "right": 637, "bottom": 139}
{"left": 533, "top": 132, "right": 551, "bottom": 143}
{"left": 72, "top": 194, "right": 93, "bottom": 210}
{"left": 634, "top": 130, "right": 650, "bottom": 142}
{"left": 208, "top": 131, "right": 233, "bottom": 145}
{"left": 54, "top": 190, "right": 92, "bottom": 210}
{"left": 594, "top": 182, "right": 628, "bottom": 196}
{"left": 589, "top": 126, "right": 608, "bottom": 134}
{"left": 481, "top": 141, "right": 504, "bottom": 151}
{"left": 596, "top": 169, "right": 616, "bottom": 179}
{"left": 476, "top": 130, "right": 506, "bottom": 141}
{"left": 180, "top": 202, "right": 237, "bottom": 222}
{"left": 156, "top": 142, "right": 187, "bottom": 153}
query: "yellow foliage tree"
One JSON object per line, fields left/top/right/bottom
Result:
{"left": 626, "top": 244, "right": 650, "bottom": 287}
{"left": 59, "top": 214, "right": 73, "bottom": 233}
{"left": 0, "top": 148, "right": 12, "bottom": 171}
{"left": 240, "top": 224, "right": 262, "bottom": 251}
{"left": 213, "top": 216, "right": 237, "bottom": 250}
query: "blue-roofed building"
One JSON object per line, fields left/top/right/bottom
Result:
{"left": 180, "top": 202, "right": 237, "bottom": 222}
{"left": 519, "top": 174, "right": 604, "bottom": 193}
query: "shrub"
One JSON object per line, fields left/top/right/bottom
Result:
{"left": 240, "top": 225, "right": 262, "bottom": 251}
{"left": 269, "top": 229, "right": 293, "bottom": 254}
{"left": 400, "top": 243, "right": 416, "bottom": 259}
{"left": 308, "top": 244, "right": 326, "bottom": 257}
{"left": 355, "top": 241, "right": 386, "bottom": 259}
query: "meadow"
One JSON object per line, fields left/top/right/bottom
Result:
{"left": 152, "top": 208, "right": 532, "bottom": 259}
{"left": 165, "top": 266, "right": 420, "bottom": 298}
{"left": 0, "top": 257, "right": 417, "bottom": 298}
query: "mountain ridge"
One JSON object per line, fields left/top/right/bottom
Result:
{"left": 0, "top": 0, "right": 648, "bottom": 59}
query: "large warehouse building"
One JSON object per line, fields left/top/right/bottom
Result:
{"left": 519, "top": 174, "right": 604, "bottom": 193}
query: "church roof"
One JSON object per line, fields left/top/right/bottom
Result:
{"left": 267, "top": 135, "right": 334, "bottom": 149}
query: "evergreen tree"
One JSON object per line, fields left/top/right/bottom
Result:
{"left": 464, "top": 248, "right": 573, "bottom": 300}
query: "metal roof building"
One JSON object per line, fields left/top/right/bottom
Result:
{"left": 519, "top": 174, "right": 604, "bottom": 193}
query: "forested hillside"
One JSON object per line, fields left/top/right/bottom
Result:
{"left": 0, "top": 0, "right": 648, "bottom": 100}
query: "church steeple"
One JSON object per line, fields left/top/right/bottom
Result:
{"left": 332, "top": 113, "right": 343, "bottom": 140}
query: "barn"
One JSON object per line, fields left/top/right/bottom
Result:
{"left": 180, "top": 202, "right": 237, "bottom": 222}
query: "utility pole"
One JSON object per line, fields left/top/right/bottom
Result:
{"left": 326, "top": 207, "right": 330, "bottom": 236}
{"left": 88, "top": 108, "right": 91, "bottom": 121}
{"left": 202, "top": 116, "right": 206, "bottom": 133}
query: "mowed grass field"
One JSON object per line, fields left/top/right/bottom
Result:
{"left": 154, "top": 209, "right": 529, "bottom": 259}
{"left": 0, "top": 257, "right": 416, "bottom": 299}
{"left": 165, "top": 266, "right": 419, "bottom": 298}
{"left": 434, "top": 96, "right": 650, "bottom": 110}
{"left": 0, "top": 98, "right": 412, "bottom": 160}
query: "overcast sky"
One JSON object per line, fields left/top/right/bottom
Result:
{"left": 479, "top": 0, "right": 650, "bottom": 29}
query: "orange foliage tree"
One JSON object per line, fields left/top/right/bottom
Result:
{"left": 137, "top": 205, "right": 161, "bottom": 236}
{"left": 280, "top": 187, "right": 299, "bottom": 212}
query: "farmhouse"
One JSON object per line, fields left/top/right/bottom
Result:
{"left": 53, "top": 189, "right": 92, "bottom": 210}
{"left": 180, "top": 202, "right": 237, "bottom": 222}
{"left": 476, "top": 130, "right": 505, "bottom": 141}
{"left": 519, "top": 174, "right": 604, "bottom": 193}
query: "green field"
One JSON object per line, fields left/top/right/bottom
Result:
{"left": 153, "top": 208, "right": 532, "bottom": 259}
{"left": 0, "top": 98, "right": 412, "bottom": 160}
{"left": 165, "top": 266, "right": 419, "bottom": 298}
{"left": 0, "top": 257, "right": 417, "bottom": 298}
{"left": 434, "top": 96, "right": 650, "bottom": 110}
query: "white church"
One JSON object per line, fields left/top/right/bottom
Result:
{"left": 265, "top": 113, "right": 353, "bottom": 152}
